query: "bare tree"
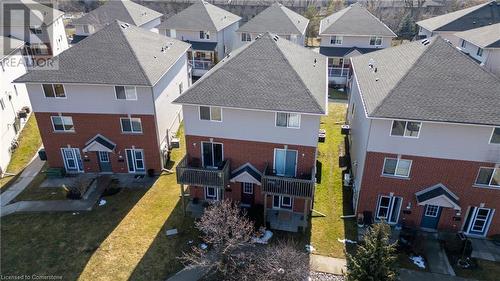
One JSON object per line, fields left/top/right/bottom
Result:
{"left": 181, "top": 200, "right": 255, "bottom": 280}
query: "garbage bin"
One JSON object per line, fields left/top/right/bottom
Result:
{"left": 38, "top": 149, "right": 47, "bottom": 161}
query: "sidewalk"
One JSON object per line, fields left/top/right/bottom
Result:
{"left": 0, "top": 175, "right": 110, "bottom": 217}
{"left": 0, "top": 155, "right": 45, "bottom": 207}
{"left": 399, "top": 269, "right": 476, "bottom": 281}
{"left": 423, "top": 233, "right": 456, "bottom": 276}
{"left": 310, "top": 254, "right": 346, "bottom": 275}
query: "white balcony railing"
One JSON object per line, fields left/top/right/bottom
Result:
{"left": 190, "top": 59, "right": 213, "bottom": 70}
{"left": 328, "top": 67, "right": 349, "bottom": 78}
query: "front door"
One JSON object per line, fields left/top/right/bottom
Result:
{"left": 125, "top": 149, "right": 145, "bottom": 173}
{"left": 241, "top": 182, "right": 254, "bottom": 206}
{"left": 97, "top": 151, "right": 112, "bottom": 173}
{"left": 61, "top": 148, "right": 83, "bottom": 173}
{"left": 274, "top": 149, "right": 297, "bottom": 177}
{"left": 464, "top": 207, "right": 494, "bottom": 237}
{"left": 421, "top": 205, "right": 442, "bottom": 230}
{"left": 201, "top": 142, "right": 223, "bottom": 168}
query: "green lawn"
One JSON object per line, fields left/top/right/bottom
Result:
{"left": 0, "top": 115, "right": 42, "bottom": 190}
{"left": 1, "top": 126, "right": 198, "bottom": 281}
{"left": 308, "top": 102, "right": 357, "bottom": 258}
{"left": 11, "top": 164, "right": 68, "bottom": 202}
{"left": 328, "top": 88, "right": 348, "bottom": 100}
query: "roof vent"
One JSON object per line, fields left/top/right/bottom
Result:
{"left": 313, "top": 58, "right": 317, "bottom": 67}
{"left": 368, "top": 58, "right": 375, "bottom": 69}
{"left": 273, "top": 35, "right": 279, "bottom": 41}
{"left": 255, "top": 34, "right": 263, "bottom": 40}
{"left": 120, "top": 23, "right": 130, "bottom": 29}
{"left": 421, "top": 39, "right": 430, "bottom": 46}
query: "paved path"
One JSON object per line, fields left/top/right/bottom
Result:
{"left": 0, "top": 155, "right": 44, "bottom": 207}
{"left": 470, "top": 238, "right": 500, "bottom": 262}
{"left": 0, "top": 175, "right": 110, "bottom": 217}
{"left": 399, "top": 269, "right": 476, "bottom": 281}
{"left": 166, "top": 266, "right": 206, "bottom": 281}
{"left": 423, "top": 233, "right": 456, "bottom": 276}
{"left": 310, "top": 254, "right": 346, "bottom": 275}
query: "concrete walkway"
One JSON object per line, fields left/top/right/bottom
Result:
{"left": 399, "top": 269, "right": 476, "bottom": 281}
{"left": 0, "top": 155, "right": 45, "bottom": 207}
{"left": 423, "top": 233, "right": 456, "bottom": 276}
{"left": 470, "top": 238, "right": 500, "bottom": 262}
{"left": 166, "top": 266, "right": 206, "bottom": 281}
{"left": 0, "top": 175, "right": 110, "bottom": 217}
{"left": 310, "top": 254, "right": 346, "bottom": 275}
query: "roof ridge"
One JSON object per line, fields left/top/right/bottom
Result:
{"left": 272, "top": 36, "right": 324, "bottom": 113}
{"left": 279, "top": 4, "right": 307, "bottom": 34}
{"left": 320, "top": 5, "right": 352, "bottom": 33}
{"left": 115, "top": 21, "right": 153, "bottom": 85}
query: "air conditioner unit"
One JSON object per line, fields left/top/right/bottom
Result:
{"left": 341, "top": 125, "right": 350, "bottom": 135}
{"left": 343, "top": 173, "right": 352, "bottom": 186}
{"left": 170, "top": 137, "right": 180, "bottom": 149}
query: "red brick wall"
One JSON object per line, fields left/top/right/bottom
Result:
{"left": 185, "top": 134, "right": 316, "bottom": 211}
{"left": 35, "top": 112, "right": 161, "bottom": 173}
{"left": 357, "top": 152, "right": 500, "bottom": 236}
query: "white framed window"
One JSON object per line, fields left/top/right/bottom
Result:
{"left": 382, "top": 157, "right": 412, "bottom": 178}
{"left": 490, "top": 127, "right": 500, "bottom": 144}
{"left": 242, "top": 182, "right": 253, "bottom": 194}
{"left": 125, "top": 148, "right": 145, "bottom": 173}
{"left": 276, "top": 112, "right": 300, "bottom": 128}
{"left": 369, "top": 36, "right": 382, "bottom": 46}
{"left": 330, "top": 35, "right": 343, "bottom": 45}
{"left": 83, "top": 25, "right": 91, "bottom": 34}
{"left": 115, "top": 86, "right": 137, "bottom": 100}
{"left": 476, "top": 47, "right": 483, "bottom": 57}
{"left": 241, "top": 33, "right": 251, "bottom": 42}
{"left": 0, "top": 98, "right": 5, "bottom": 110}
{"left": 274, "top": 148, "right": 298, "bottom": 177}
{"left": 475, "top": 167, "right": 499, "bottom": 188}
{"left": 61, "top": 147, "right": 83, "bottom": 173}
{"left": 201, "top": 141, "right": 223, "bottom": 168}
{"left": 391, "top": 120, "right": 421, "bottom": 138}
{"left": 42, "top": 84, "right": 66, "bottom": 98}
{"left": 464, "top": 206, "right": 494, "bottom": 236}
{"left": 205, "top": 186, "right": 220, "bottom": 201}
{"left": 375, "top": 195, "right": 402, "bottom": 224}
{"left": 51, "top": 116, "right": 75, "bottom": 132}
{"left": 272, "top": 195, "right": 293, "bottom": 209}
{"left": 199, "top": 106, "right": 222, "bottom": 122}
{"left": 199, "top": 31, "right": 210, "bottom": 39}
{"left": 120, "top": 117, "right": 142, "bottom": 133}
{"left": 98, "top": 151, "right": 110, "bottom": 162}
{"left": 424, "top": 205, "right": 440, "bottom": 217}
{"left": 461, "top": 40, "right": 467, "bottom": 48}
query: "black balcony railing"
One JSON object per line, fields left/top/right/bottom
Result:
{"left": 176, "top": 155, "right": 230, "bottom": 188}
{"left": 261, "top": 163, "right": 315, "bottom": 198}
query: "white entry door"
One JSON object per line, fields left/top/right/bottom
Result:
{"left": 61, "top": 148, "right": 83, "bottom": 173}
{"left": 125, "top": 149, "right": 145, "bottom": 173}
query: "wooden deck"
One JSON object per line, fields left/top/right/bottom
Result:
{"left": 176, "top": 156, "right": 230, "bottom": 188}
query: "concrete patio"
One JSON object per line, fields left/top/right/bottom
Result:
{"left": 470, "top": 238, "right": 500, "bottom": 262}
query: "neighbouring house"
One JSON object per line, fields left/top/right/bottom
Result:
{"left": 15, "top": 21, "right": 190, "bottom": 175}
{"left": 455, "top": 23, "right": 500, "bottom": 77}
{"left": 158, "top": 0, "right": 241, "bottom": 77}
{"left": 319, "top": 3, "right": 396, "bottom": 87}
{"left": 174, "top": 33, "right": 327, "bottom": 232}
{"left": 0, "top": 0, "right": 69, "bottom": 62}
{"left": 417, "top": 0, "right": 500, "bottom": 46}
{"left": 70, "top": 0, "right": 163, "bottom": 45}
{"left": 0, "top": 36, "right": 31, "bottom": 174}
{"left": 234, "top": 2, "right": 309, "bottom": 49}
{"left": 347, "top": 37, "right": 500, "bottom": 238}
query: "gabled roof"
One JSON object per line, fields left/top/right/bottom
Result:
{"left": 319, "top": 3, "right": 396, "bottom": 37}
{"left": 351, "top": 37, "right": 500, "bottom": 126}
{"left": 1, "top": 0, "right": 64, "bottom": 26}
{"left": 15, "top": 21, "right": 190, "bottom": 86}
{"left": 158, "top": 0, "right": 241, "bottom": 32}
{"left": 416, "top": 183, "right": 461, "bottom": 210}
{"left": 0, "top": 36, "right": 25, "bottom": 59}
{"left": 237, "top": 2, "right": 309, "bottom": 35}
{"left": 319, "top": 46, "right": 378, "bottom": 58}
{"left": 417, "top": 1, "right": 500, "bottom": 32}
{"left": 174, "top": 33, "right": 327, "bottom": 115}
{"left": 455, "top": 23, "right": 500, "bottom": 48}
{"left": 72, "top": 0, "right": 162, "bottom": 27}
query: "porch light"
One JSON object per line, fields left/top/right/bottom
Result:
{"left": 84, "top": 154, "right": 89, "bottom": 159}
{"left": 406, "top": 202, "right": 411, "bottom": 210}
{"left": 456, "top": 211, "right": 461, "bottom": 216}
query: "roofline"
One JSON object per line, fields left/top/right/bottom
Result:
{"left": 173, "top": 102, "right": 327, "bottom": 116}
{"left": 150, "top": 45, "right": 191, "bottom": 87}
{"left": 319, "top": 33, "right": 397, "bottom": 37}
{"left": 455, "top": 34, "right": 500, "bottom": 49}
{"left": 72, "top": 13, "right": 163, "bottom": 27}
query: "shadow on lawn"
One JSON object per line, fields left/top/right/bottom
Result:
{"left": 0, "top": 187, "right": 148, "bottom": 280}
{"left": 128, "top": 199, "right": 198, "bottom": 281}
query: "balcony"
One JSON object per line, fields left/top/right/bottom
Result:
{"left": 190, "top": 59, "right": 213, "bottom": 70}
{"left": 261, "top": 164, "right": 316, "bottom": 199}
{"left": 176, "top": 155, "right": 230, "bottom": 188}
{"left": 328, "top": 67, "right": 350, "bottom": 78}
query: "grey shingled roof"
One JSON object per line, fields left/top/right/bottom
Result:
{"left": 237, "top": 2, "right": 309, "bottom": 35}
{"left": 417, "top": 1, "right": 500, "bottom": 32}
{"left": 319, "top": 3, "right": 396, "bottom": 37}
{"left": 15, "top": 21, "right": 190, "bottom": 86}
{"left": 455, "top": 23, "right": 500, "bottom": 48}
{"left": 351, "top": 37, "right": 500, "bottom": 126}
{"left": 158, "top": 0, "right": 241, "bottom": 32}
{"left": 0, "top": 36, "right": 25, "bottom": 59}
{"left": 1, "top": 0, "right": 64, "bottom": 26}
{"left": 174, "top": 33, "right": 327, "bottom": 114}
{"left": 72, "top": 0, "right": 162, "bottom": 27}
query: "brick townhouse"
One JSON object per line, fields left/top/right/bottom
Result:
{"left": 16, "top": 21, "right": 190, "bottom": 175}
{"left": 347, "top": 37, "right": 500, "bottom": 237}
{"left": 174, "top": 33, "right": 327, "bottom": 232}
